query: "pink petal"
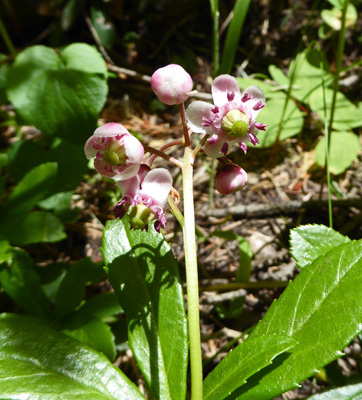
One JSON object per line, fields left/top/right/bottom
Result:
{"left": 204, "top": 138, "right": 225, "bottom": 158}
{"left": 140, "top": 168, "right": 173, "bottom": 207}
{"left": 186, "top": 101, "right": 216, "bottom": 134}
{"left": 93, "top": 123, "right": 129, "bottom": 138}
{"left": 124, "top": 134, "right": 144, "bottom": 164}
{"left": 212, "top": 75, "right": 241, "bottom": 107}
{"left": 241, "top": 86, "right": 266, "bottom": 118}
{"left": 117, "top": 175, "right": 140, "bottom": 198}
{"left": 84, "top": 137, "right": 98, "bottom": 159}
{"left": 113, "top": 163, "right": 141, "bottom": 181}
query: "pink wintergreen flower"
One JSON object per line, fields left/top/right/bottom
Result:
{"left": 214, "top": 164, "right": 247, "bottom": 195}
{"left": 186, "top": 75, "right": 267, "bottom": 158}
{"left": 114, "top": 167, "right": 173, "bottom": 232}
{"left": 84, "top": 123, "right": 144, "bottom": 181}
{"left": 151, "top": 64, "right": 193, "bottom": 106}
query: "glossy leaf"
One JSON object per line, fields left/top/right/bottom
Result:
{"left": 0, "top": 54, "right": 9, "bottom": 104}
{"left": 62, "top": 313, "right": 116, "bottom": 361}
{"left": 3, "top": 211, "right": 67, "bottom": 245}
{"left": 0, "top": 249, "right": 52, "bottom": 318}
{"left": 290, "top": 224, "right": 350, "bottom": 268}
{"left": 77, "top": 292, "right": 123, "bottom": 320}
{"left": 315, "top": 131, "right": 360, "bottom": 175}
{"left": 1, "top": 162, "right": 57, "bottom": 220}
{"left": 203, "top": 334, "right": 296, "bottom": 400}
{"left": 90, "top": 0, "right": 116, "bottom": 49}
{"left": 308, "top": 382, "right": 362, "bottom": 399}
{"left": 54, "top": 258, "right": 105, "bottom": 320}
{"left": 7, "top": 44, "right": 107, "bottom": 144}
{"left": 102, "top": 216, "right": 188, "bottom": 400}
{"left": 0, "top": 313, "right": 144, "bottom": 399}
{"left": 227, "top": 239, "right": 362, "bottom": 399}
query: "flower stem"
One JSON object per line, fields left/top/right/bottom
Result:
{"left": 182, "top": 146, "right": 203, "bottom": 400}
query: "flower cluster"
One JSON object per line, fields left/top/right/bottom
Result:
{"left": 85, "top": 123, "right": 172, "bottom": 231}
{"left": 85, "top": 65, "right": 267, "bottom": 229}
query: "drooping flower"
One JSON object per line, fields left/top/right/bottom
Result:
{"left": 113, "top": 166, "right": 173, "bottom": 232}
{"left": 186, "top": 75, "right": 267, "bottom": 158}
{"left": 84, "top": 123, "right": 144, "bottom": 181}
{"left": 214, "top": 164, "right": 247, "bottom": 194}
{"left": 151, "top": 64, "right": 193, "bottom": 105}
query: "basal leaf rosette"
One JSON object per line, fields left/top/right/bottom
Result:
{"left": 114, "top": 167, "right": 173, "bottom": 232}
{"left": 186, "top": 75, "right": 266, "bottom": 158}
{"left": 85, "top": 123, "right": 144, "bottom": 181}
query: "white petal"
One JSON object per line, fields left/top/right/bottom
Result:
{"left": 212, "top": 75, "right": 241, "bottom": 107}
{"left": 140, "top": 168, "right": 173, "bottom": 207}
{"left": 117, "top": 175, "right": 140, "bottom": 198}
{"left": 113, "top": 164, "right": 141, "bottom": 181}
{"left": 186, "top": 101, "right": 216, "bottom": 134}
{"left": 124, "top": 134, "right": 144, "bottom": 163}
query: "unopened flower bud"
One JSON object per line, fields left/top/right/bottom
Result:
{"left": 221, "top": 110, "right": 249, "bottom": 138}
{"left": 215, "top": 164, "right": 247, "bottom": 194}
{"left": 151, "top": 64, "right": 193, "bottom": 105}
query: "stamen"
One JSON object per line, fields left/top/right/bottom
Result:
{"left": 240, "top": 142, "right": 248, "bottom": 154}
{"left": 227, "top": 92, "right": 235, "bottom": 102}
{"left": 241, "top": 93, "right": 251, "bottom": 102}
{"left": 252, "top": 101, "right": 264, "bottom": 111}
{"left": 249, "top": 133, "right": 259, "bottom": 145}
{"left": 211, "top": 106, "right": 219, "bottom": 114}
{"left": 221, "top": 142, "right": 229, "bottom": 155}
{"left": 208, "top": 134, "right": 218, "bottom": 144}
{"left": 202, "top": 117, "right": 213, "bottom": 127}
{"left": 254, "top": 122, "right": 267, "bottom": 131}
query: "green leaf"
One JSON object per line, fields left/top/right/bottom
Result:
{"left": 77, "top": 292, "right": 123, "bottom": 320}
{"left": 7, "top": 44, "right": 107, "bottom": 144}
{"left": 226, "top": 239, "right": 362, "bottom": 399}
{"left": 315, "top": 131, "right": 360, "bottom": 175}
{"left": 2, "top": 211, "right": 67, "bottom": 245}
{"left": 0, "top": 313, "right": 144, "bottom": 399}
{"left": 0, "top": 249, "right": 52, "bottom": 318}
{"left": 321, "top": 4, "right": 357, "bottom": 30}
{"left": 203, "top": 334, "right": 296, "bottom": 400}
{"left": 102, "top": 217, "right": 188, "bottom": 400}
{"left": 308, "top": 382, "right": 362, "bottom": 399}
{"left": 7, "top": 139, "right": 88, "bottom": 193}
{"left": 54, "top": 258, "right": 105, "bottom": 320}
{"left": 290, "top": 224, "right": 351, "bottom": 268}
{"left": 90, "top": 0, "right": 116, "bottom": 49}
{"left": 256, "top": 93, "right": 304, "bottom": 147}
{"left": 220, "top": 0, "right": 252, "bottom": 74}
{"left": 61, "top": 0, "right": 83, "bottom": 31}
{"left": 62, "top": 313, "right": 116, "bottom": 361}
{"left": 309, "top": 88, "right": 359, "bottom": 131}
{"left": 0, "top": 54, "right": 9, "bottom": 105}
{"left": 0, "top": 162, "right": 57, "bottom": 220}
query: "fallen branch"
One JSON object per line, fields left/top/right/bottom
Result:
{"left": 206, "top": 197, "right": 362, "bottom": 218}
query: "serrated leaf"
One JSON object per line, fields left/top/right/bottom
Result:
{"left": 308, "top": 382, "right": 362, "bottom": 399}
{"left": 2, "top": 211, "right": 67, "bottom": 245}
{"left": 7, "top": 44, "right": 107, "bottom": 144}
{"left": 1, "top": 162, "right": 57, "bottom": 220}
{"left": 204, "top": 334, "right": 296, "bottom": 400}
{"left": 54, "top": 258, "right": 105, "bottom": 320}
{"left": 0, "top": 249, "right": 52, "bottom": 318}
{"left": 290, "top": 224, "right": 350, "bottom": 268}
{"left": 315, "top": 131, "right": 360, "bottom": 175}
{"left": 227, "top": 239, "right": 362, "bottom": 399}
{"left": 0, "top": 313, "right": 144, "bottom": 399}
{"left": 102, "top": 216, "right": 188, "bottom": 400}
